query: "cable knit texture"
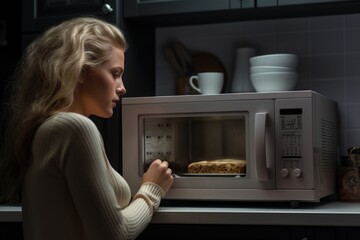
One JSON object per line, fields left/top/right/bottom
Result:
{"left": 22, "top": 112, "right": 163, "bottom": 240}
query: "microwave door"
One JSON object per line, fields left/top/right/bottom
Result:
{"left": 147, "top": 101, "right": 275, "bottom": 189}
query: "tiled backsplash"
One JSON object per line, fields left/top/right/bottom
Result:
{"left": 155, "top": 13, "right": 360, "bottom": 155}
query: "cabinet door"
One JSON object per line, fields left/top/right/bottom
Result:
{"left": 22, "top": 0, "right": 119, "bottom": 33}
{"left": 257, "top": 0, "right": 277, "bottom": 7}
{"left": 279, "top": 0, "right": 358, "bottom": 6}
{"left": 124, "top": 0, "right": 230, "bottom": 17}
{"left": 230, "top": 0, "right": 255, "bottom": 9}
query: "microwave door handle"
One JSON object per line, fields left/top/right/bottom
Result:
{"left": 255, "top": 112, "right": 270, "bottom": 181}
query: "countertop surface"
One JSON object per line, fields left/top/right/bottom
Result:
{"left": 2, "top": 200, "right": 360, "bottom": 226}
{"left": 152, "top": 200, "right": 360, "bottom": 226}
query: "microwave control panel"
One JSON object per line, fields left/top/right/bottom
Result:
{"left": 279, "top": 108, "right": 303, "bottom": 178}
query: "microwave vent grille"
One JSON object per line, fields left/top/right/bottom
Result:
{"left": 320, "top": 119, "right": 336, "bottom": 173}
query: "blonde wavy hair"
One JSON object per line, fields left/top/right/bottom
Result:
{"left": 0, "top": 17, "right": 128, "bottom": 203}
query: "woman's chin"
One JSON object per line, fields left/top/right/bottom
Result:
{"left": 93, "top": 110, "right": 113, "bottom": 119}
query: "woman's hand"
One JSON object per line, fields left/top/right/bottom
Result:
{"left": 143, "top": 159, "right": 174, "bottom": 194}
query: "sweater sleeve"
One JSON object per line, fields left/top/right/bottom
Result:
{"left": 52, "top": 113, "right": 162, "bottom": 240}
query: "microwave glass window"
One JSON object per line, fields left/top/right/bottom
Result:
{"left": 142, "top": 114, "right": 247, "bottom": 176}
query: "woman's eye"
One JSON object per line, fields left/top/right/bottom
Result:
{"left": 112, "top": 68, "right": 123, "bottom": 80}
{"left": 113, "top": 72, "right": 120, "bottom": 79}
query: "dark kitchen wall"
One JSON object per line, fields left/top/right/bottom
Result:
{"left": 0, "top": 1, "right": 22, "bottom": 116}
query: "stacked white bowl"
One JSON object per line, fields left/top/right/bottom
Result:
{"left": 249, "top": 53, "right": 298, "bottom": 92}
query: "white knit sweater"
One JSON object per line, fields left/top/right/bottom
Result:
{"left": 22, "top": 112, "right": 164, "bottom": 240}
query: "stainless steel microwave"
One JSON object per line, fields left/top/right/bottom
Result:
{"left": 122, "top": 90, "right": 338, "bottom": 204}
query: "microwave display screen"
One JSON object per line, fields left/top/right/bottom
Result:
{"left": 141, "top": 113, "right": 247, "bottom": 176}
{"left": 280, "top": 108, "right": 302, "bottom": 131}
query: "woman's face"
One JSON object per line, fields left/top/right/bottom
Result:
{"left": 75, "top": 46, "right": 126, "bottom": 118}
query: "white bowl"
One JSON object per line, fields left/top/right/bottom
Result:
{"left": 250, "top": 72, "right": 298, "bottom": 92}
{"left": 249, "top": 54, "right": 298, "bottom": 68}
{"left": 250, "top": 66, "right": 295, "bottom": 74}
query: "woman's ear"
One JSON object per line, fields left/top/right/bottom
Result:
{"left": 78, "top": 69, "right": 87, "bottom": 84}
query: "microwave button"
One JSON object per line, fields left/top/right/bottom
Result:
{"left": 293, "top": 168, "right": 302, "bottom": 178}
{"left": 280, "top": 168, "right": 289, "bottom": 177}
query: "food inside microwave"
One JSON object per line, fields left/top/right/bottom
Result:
{"left": 188, "top": 159, "right": 246, "bottom": 174}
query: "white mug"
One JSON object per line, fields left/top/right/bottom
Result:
{"left": 189, "top": 72, "right": 224, "bottom": 95}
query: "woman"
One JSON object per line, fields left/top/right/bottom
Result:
{"left": 0, "top": 17, "right": 173, "bottom": 239}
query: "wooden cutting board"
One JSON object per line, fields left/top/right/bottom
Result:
{"left": 192, "top": 52, "right": 227, "bottom": 93}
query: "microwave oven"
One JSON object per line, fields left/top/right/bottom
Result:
{"left": 122, "top": 90, "right": 338, "bottom": 204}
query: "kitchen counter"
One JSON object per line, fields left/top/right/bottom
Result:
{"left": 1, "top": 201, "right": 360, "bottom": 226}
{"left": 0, "top": 205, "right": 21, "bottom": 222}
{"left": 152, "top": 201, "right": 360, "bottom": 226}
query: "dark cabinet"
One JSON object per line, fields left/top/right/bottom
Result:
{"left": 137, "top": 224, "right": 290, "bottom": 240}
{"left": 124, "top": 0, "right": 229, "bottom": 17}
{"left": 278, "top": 0, "right": 359, "bottom": 6}
{"left": 230, "top": 0, "right": 255, "bottom": 9}
{"left": 123, "top": 0, "right": 258, "bottom": 17}
{"left": 254, "top": 0, "right": 359, "bottom": 8}
{"left": 291, "top": 227, "right": 315, "bottom": 240}
{"left": 137, "top": 224, "right": 360, "bottom": 240}
{"left": 123, "top": 0, "right": 360, "bottom": 19}
{"left": 257, "top": 0, "right": 278, "bottom": 7}
{"left": 289, "top": 226, "right": 360, "bottom": 240}
{"left": 0, "top": 222, "right": 23, "bottom": 240}
{"left": 22, "top": 0, "right": 120, "bottom": 33}
{"left": 2, "top": 222, "right": 360, "bottom": 240}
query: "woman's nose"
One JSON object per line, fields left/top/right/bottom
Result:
{"left": 116, "top": 78, "right": 126, "bottom": 96}
{"left": 116, "top": 86, "right": 126, "bottom": 96}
